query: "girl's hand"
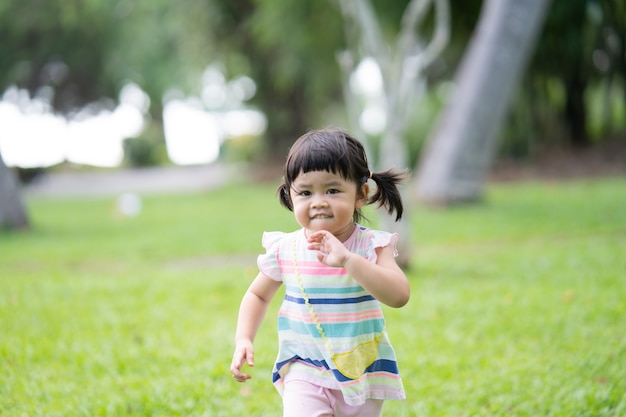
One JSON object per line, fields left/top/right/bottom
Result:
{"left": 230, "top": 340, "right": 254, "bottom": 382}
{"left": 307, "top": 230, "right": 351, "bottom": 267}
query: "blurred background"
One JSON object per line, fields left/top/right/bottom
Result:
{"left": 0, "top": 0, "right": 625, "bottom": 226}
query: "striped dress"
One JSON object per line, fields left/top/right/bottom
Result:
{"left": 257, "top": 224, "right": 406, "bottom": 406}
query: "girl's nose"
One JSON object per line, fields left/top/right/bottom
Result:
{"left": 311, "top": 195, "right": 328, "bottom": 208}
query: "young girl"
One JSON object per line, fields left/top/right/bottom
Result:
{"left": 230, "top": 128, "right": 409, "bottom": 417}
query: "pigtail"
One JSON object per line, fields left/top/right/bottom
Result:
{"left": 277, "top": 183, "right": 293, "bottom": 211}
{"left": 368, "top": 169, "right": 407, "bottom": 221}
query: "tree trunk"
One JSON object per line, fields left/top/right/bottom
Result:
{"left": 565, "top": 74, "right": 590, "bottom": 147}
{"left": 416, "top": 0, "right": 551, "bottom": 205}
{"left": 378, "top": 118, "right": 412, "bottom": 268}
{"left": 0, "top": 153, "right": 29, "bottom": 230}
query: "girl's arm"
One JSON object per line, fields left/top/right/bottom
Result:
{"left": 230, "top": 273, "right": 282, "bottom": 382}
{"left": 307, "top": 230, "right": 410, "bottom": 308}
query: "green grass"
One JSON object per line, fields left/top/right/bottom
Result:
{"left": 1, "top": 177, "right": 625, "bottom": 416}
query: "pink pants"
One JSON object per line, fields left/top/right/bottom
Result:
{"left": 282, "top": 379, "right": 384, "bottom": 417}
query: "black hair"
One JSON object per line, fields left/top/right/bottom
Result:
{"left": 277, "top": 128, "right": 406, "bottom": 222}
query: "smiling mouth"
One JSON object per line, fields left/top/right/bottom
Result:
{"left": 311, "top": 214, "right": 332, "bottom": 220}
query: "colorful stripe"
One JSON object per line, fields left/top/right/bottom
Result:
{"left": 258, "top": 226, "right": 405, "bottom": 406}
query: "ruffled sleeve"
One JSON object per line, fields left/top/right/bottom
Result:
{"left": 257, "top": 231, "right": 285, "bottom": 282}
{"left": 366, "top": 230, "right": 399, "bottom": 264}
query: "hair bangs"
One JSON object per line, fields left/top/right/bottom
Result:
{"left": 284, "top": 135, "right": 351, "bottom": 184}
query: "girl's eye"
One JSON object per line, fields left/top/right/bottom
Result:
{"left": 327, "top": 189, "right": 339, "bottom": 194}
{"left": 299, "top": 190, "right": 311, "bottom": 196}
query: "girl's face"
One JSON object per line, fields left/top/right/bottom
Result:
{"left": 289, "top": 170, "right": 368, "bottom": 242}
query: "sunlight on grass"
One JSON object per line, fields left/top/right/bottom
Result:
{"left": 1, "top": 178, "right": 624, "bottom": 416}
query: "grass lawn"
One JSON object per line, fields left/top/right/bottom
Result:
{"left": 1, "top": 177, "right": 625, "bottom": 416}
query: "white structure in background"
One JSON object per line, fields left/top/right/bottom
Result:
{"left": 0, "top": 92, "right": 66, "bottom": 167}
{"left": 163, "top": 99, "right": 222, "bottom": 166}
{"left": 350, "top": 57, "right": 387, "bottom": 136}
{"left": 65, "top": 83, "right": 148, "bottom": 166}
{"left": 162, "top": 64, "right": 267, "bottom": 165}
{"left": 0, "top": 64, "right": 266, "bottom": 168}
{"left": 0, "top": 82, "right": 149, "bottom": 168}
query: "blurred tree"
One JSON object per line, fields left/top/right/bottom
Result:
{"left": 107, "top": 0, "right": 223, "bottom": 116}
{"left": 524, "top": 0, "right": 626, "bottom": 148}
{"left": 0, "top": 154, "right": 28, "bottom": 230}
{"left": 0, "top": 1, "right": 116, "bottom": 111}
{"left": 209, "top": 0, "right": 346, "bottom": 158}
{"left": 336, "top": 0, "right": 450, "bottom": 267}
{"left": 0, "top": 0, "right": 220, "bottom": 114}
{"left": 0, "top": 0, "right": 222, "bottom": 233}
{"left": 596, "top": 0, "right": 626, "bottom": 138}
{"left": 210, "top": 0, "right": 456, "bottom": 161}
{"left": 494, "top": 0, "right": 626, "bottom": 158}
{"left": 416, "top": 0, "right": 552, "bottom": 204}
{"left": 0, "top": 0, "right": 621, "bottom": 193}
{"left": 526, "top": 1, "right": 594, "bottom": 148}
{"left": 0, "top": 0, "right": 468, "bottom": 164}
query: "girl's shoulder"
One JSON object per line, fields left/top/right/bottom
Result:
{"left": 261, "top": 231, "right": 286, "bottom": 250}
{"left": 261, "top": 230, "right": 300, "bottom": 251}
{"left": 258, "top": 230, "right": 300, "bottom": 282}
{"left": 352, "top": 224, "right": 399, "bottom": 257}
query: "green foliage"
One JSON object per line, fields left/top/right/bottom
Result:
{"left": 1, "top": 178, "right": 625, "bottom": 416}
{"left": 586, "top": 79, "right": 626, "bottom": 141}
{"left": 219, "top": 134, "right": 266, "bottom": 164}
{"left": 220, "top": 0, "right": 347, "bottom": 151}
{"left": 513, "top": 0, "right": 626, "bottom": 149}
{"left": 107, "top": 0, "right": 223, "bottom": 113}
{"left": 405, "top": 85, "right": 448, "bottom": 166}
{"left": 0, "top": 0, "right": 116, "bottom": 109}
{"left": 0, "top": 0, "right": 220, "bottom": 113}
{"left": 2, "top": 0, "right": 623, "bottom": 162}
{"left": 123, "top": 123, "right": 169, "bottom": 167}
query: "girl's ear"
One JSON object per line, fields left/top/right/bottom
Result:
{"left": 355, "top": 183, "right": 369, "bottom": 208}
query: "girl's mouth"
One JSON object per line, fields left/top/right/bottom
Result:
{"left": 311, "top": 214, "right": 332, "bottom": 220}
